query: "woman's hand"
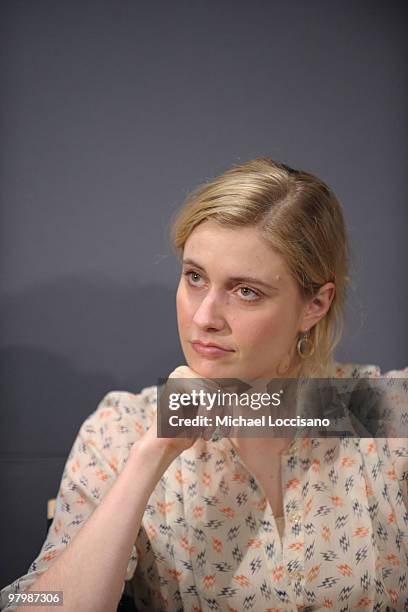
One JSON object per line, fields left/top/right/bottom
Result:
{"left": 139, "top": 365, "right": 216, "bottom": 460}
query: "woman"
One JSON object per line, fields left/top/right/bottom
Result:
{"left": 1, "top": 158, "right": 407, "bottom": 611}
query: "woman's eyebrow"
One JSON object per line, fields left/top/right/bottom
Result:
{"left": 182, "top": 258, "right": 279, "bottom": 291}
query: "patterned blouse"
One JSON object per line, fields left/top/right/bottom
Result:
{"left": 1, "top": 363, "right": 408, "bottom": 612}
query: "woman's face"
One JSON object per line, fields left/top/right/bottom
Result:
{"left": 176, "top": 220, "right": 310, "bottom": 381}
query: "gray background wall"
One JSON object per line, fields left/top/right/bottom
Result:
{"left": 1, "top": 0, "right": 406, "bottom": 589}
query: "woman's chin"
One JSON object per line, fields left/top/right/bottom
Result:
{"left": 187, "top": 357, "right": 242, "bottom": 380}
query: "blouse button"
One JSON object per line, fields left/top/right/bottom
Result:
{"left": 288, "top": 440, "right": 298, "bottom": 455}
{"left": 289, "top": 512, "right": 301, "bottom": 525}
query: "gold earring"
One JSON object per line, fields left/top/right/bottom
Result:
{"left": 297, "top": 329, "right": 315, "bottom": 358}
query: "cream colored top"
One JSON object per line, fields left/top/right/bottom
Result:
{"left": 1, "top": 363, "right": 408, "bottom": 611}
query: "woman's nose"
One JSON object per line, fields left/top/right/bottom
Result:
{"left": 192, "top": 291, "right": 226, "bottom": 331}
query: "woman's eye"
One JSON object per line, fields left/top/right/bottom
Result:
{"left": 185, "top": 271, "right": 204, "bottom": 286}
{"left": 238, "top": 286, "right": 260, "bottom": 301}
{"left": 183, "top": 272, "right": 260, "bottom": 300}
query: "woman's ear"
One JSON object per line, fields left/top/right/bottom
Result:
{"left": 299, "top": 282, "right": 336, "bottom": 331}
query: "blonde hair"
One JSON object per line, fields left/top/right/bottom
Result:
{"left": 171, "top": 158, "right": 350, "bottom": 377}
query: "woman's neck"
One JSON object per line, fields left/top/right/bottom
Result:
{"left": 229, "top": 435, "right": 294, "bottom": 457}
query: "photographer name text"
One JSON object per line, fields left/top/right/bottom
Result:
{"left": 168, "top": 414, "right": 330, "bottom": 428}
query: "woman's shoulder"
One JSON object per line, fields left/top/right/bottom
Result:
{"left": 333, "top": 361, "right": 408, "bottom": 379}
{"left": 334, "top": 362, "right": 408, "bottom": 468}
{"left": 92, "top": 385, "right": 158, "bottom": 416}
{"left": 75, "top": 385, "right": 158, "bottom": 456}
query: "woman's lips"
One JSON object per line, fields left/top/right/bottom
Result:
{"left": 191, "top": 341, "right": 235, "bottom": 358}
